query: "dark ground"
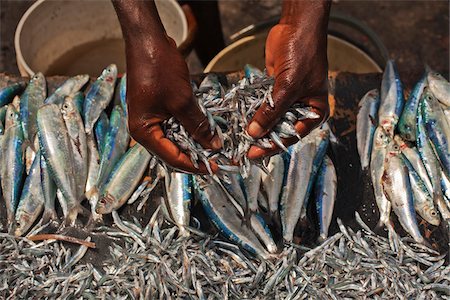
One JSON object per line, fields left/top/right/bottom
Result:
{"left": 1, "top": 0, "right": 449, "bottom": 85}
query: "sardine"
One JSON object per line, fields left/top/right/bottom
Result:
{"left": 194, "top": 177, "right": 271, "bottom": 259}
{"left": 37, "top": 104, "right": 79, "bottom": 225}
{"left": 314, "top": 155, "right": 337, "bottom": 241}
{"left": 14, "top": 154, "right": 44, "bottom": 236}
{"left": 398, "top": 76, "right": 426, "bottom": 142}
{"left": 94, "top": 112, "right": 109, "bottom": 155}
{"left": 85, "top": 134, "right": 101, "bottom": 219}
{"left": 1, "top": 105, "right": 25, "bottom": 225}
{"left": 243, "top": 164, "right": 262, "bottom": 221}
{"left": 19, "top": 72, "right": 46, "bottom": 143}
{"left": 61, "top": 95, "right": 88, "bottom": 199}
{"left": 427, "top": 71, "right": 450, "bottom": 107}
{"left": 72, "top": 91, "right": 84, "bottom": 114}
{"left": 0, "top": 82, "right": 26, "bottom": 106}
{"left": 417, "top": 97, "right": 450, "bottom": 219}
{"left": 357, "top": 89, "right": 380, "bottom": 169}
{"left": 44, "top": 74, "right": 89, "bottom": 105}
{"left": 163, "top": 171, "right": 193, "bottom": 235}
{"left": 382, "top": 140, "right": 424, "bottom": 243}
{"left": 96, "top": 106, "right": 129, "bottom": 191}
{"left": 379, "top": 60, "right": 404, "bottom": 137}
{"left": 280, "top": 128, "right": 329, "bottom": 242}
{"left": 370, "top": 126, "right": 391, "bottom": 227}
{"left": 83, "top": 64, "right": 117, "bottom": 133}
{"left": 420, "top": 89, "right": 450, "bottom": 178}
{"left": 96, "top": 143, "right": 151, "bottom": 214}
{"left": 120, "top": 74, "right": 127, "bottom": 117}
{"left": 40, "top": 155, "right": 57, "bottom": 223}
{"left": 261, "top": 154, "right": 284, "bottom": 219}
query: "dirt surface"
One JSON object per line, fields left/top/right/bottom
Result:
{"left": 1, "top": 1, "right": 449, "bottom": 81}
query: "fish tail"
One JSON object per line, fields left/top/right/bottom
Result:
{"left": 41, "top": 209, "right": 58, "bottom": 224}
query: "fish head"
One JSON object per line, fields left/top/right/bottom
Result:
{"left": 386, "top": 139, "right": 401, "bottom": 156}
{"left": 61, "top": 96, "right": 77, "bottom": 116}
{"left": 373, "top": 126, "right": 390, "bottom": 149}
{"left": 421, "top": 206, "right": 441, "bottom": 226}
{"left": 29, "top": 72, "right": 45, "bottom": 86}
{"left": 4, "top": 104, "right": 20, "bottom": 129}
{"left": 14, "top": 211, "right": 32, "bottom": 237}
{"left": 101, "top": 64, "right": 118, "bottom": 85}
{"left": 95, "top": 193, "right": 116, "bottom": 215}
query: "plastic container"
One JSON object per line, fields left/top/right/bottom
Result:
{"left": 15, "top": 0, "right": 188, "bottom": 76}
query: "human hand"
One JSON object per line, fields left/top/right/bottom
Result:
{"left": 247, "top": 0, "right": 331, "bottom": 159}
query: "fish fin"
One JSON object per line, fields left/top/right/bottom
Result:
{"left": 41, "top": 209, "right": 58, "bottom": 225}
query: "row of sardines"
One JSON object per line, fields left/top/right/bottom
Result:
{"left": 0, "top": 64, "right": 160, "bottom": 236}
{"left": 357, "top": 60, "right": 450, "bottom": 243}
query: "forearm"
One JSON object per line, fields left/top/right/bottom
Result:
{"left": 280, "top": 0, "right": 331, "bottom": 31}
{"left": 112, "top": 0, "right": 167, "bottom": 46}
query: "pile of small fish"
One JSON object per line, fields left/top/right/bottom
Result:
{"left": 356, "top": 60, "right": 450, "bottom": 243}
{"left": 1, "top": 211, "right": 448, "bottom": 299}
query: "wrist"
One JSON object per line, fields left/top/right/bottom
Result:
{"left": 280, "top": 0, "right": 331, "bottom": 26}
{"left": 112, "top": 0, "right": 167, "bottom": 43}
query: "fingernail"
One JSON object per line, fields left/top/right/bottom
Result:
{"left": 211, "top": 135, "right": 222, "bottom": 150}
{"left": 248, "top": 121, "right": 264, "bottom": 138}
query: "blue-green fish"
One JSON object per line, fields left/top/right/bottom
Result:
{"left": 45, "top": 74, "right": 89, "bottom": 105}
{"left": 20, "top": 72, "right": 46, "bottom": 143}
{"left": 398, "top": 75, "right": 426, "bottom": 142}
{"left": 0, "top": 82, "right": 26, "bottom": 107}
{"left": 379, "top": 60, "right": 404, "bottom": 138}
{"left": 1, "top": 105, "right": 25, "bottom": 225}
{"left": 83, "top": 64, "right": 117, "bottom": 133}
{"left": 119, "top": 74, "right": 127, "bottom": 117}
{"left": 94, "top": 112, "right": 109, "bottom": 155}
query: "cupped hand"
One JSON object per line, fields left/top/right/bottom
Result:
{"left": 247, "top": 20, "right": 330, "bottom": 159}
{"left": 125, "top": 36, "right": 221, "bottom": 173}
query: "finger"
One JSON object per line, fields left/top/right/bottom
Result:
{"left": 247, "top": 98, "right": 328, "bottom": 160}
{"left": 247, "top": 85, "right": 294, "bottom": 139}
{"left": 172, "top": 98, "right": 222, "bottom": 151}
{"left": 134, "top": 123, "right": 218, "bottom": 174}
{"left": 247, "top": 136, "right": 297, "bottom": 160}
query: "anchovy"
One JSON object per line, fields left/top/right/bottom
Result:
{"left": 14, "top": 154, "right": 44, "bottom": 236}
{"left": 382, "top": 140, "right": 424, "bottom": 243}
{"left": 0, "top": 82, "right": 26, "bottom": 106}
{"left": 420, "top": 89, "right": 450, "bottom": 178}
{"left": 379, "top": 60, "right": 404, "bottom": 137}
{"left": 96, "top": 143, "right": 151, "bottom": 214}
{"left": 194, "top": 177, "right": 271, "bottom": 259}
{"left": 62, "top": 95, "right": 88, "bottom": 199}
{"left": 280, "top": 128, "right": 329, "bottom": 242}
{"left": 398, "top": 75, "right": 426, "bottom": 141}
{"left": 37, "top": 104, "right": 79, "bottom": 225}
{"left": 370, "top": 126, "right": 392, "bottom": 227}
{"left": 314, "top": 155, "right": 337, "bottom": 241}
{"left": 1, "top": 105, "right": 25, "bottom": 225}
{"left": 163, "top": 171, "right": 193, "bottom": 235}
{"left": 94, "top": 112, "right": 109, "bottom": 155}
{"left": 427, "top": 71, "right": 450, "bottom": 107}
{"left": 40, "top": 155, "right": 57, "bottom": 223}
{"left": 96, "top": 106, "right": 129, "bottom": 191}
{"left": 261, "top": 154, "right": 284, "bottom": 220}
{"left": 44, "top": 74, "right": 89, "bottom": 105}
{"left": 357, "top": 89, "right": 380, "bottom": 169}
{"left": 83, "top": 64, "right": 117, "bottom": 133}
{"left": 19, "top": 72, "right": 46, "bottom": 143}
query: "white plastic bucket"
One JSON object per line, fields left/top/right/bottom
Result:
{"left": 15, "top": 0, "right": 188, "bottom": 76}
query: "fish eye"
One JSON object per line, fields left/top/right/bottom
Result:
{"left": 427, "top": 96, "right": 432, "bottom": 101}
{"left": 100, "top": 199, "right": 106, "bottom": 204}
{"left": 393, "top": 145, "right": 399, "bottom": 151}
{"left": 431, "top": 211, "right": 437, "bottom": 216}
{"left": 63, "top": 104, "right": 69, "bottom": 109}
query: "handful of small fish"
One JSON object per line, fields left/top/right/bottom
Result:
{"left": 356, "top": 60, "right": 450, "bottom": 244}
{"left": 1, "top": 211, "right": 448, "bottom": 299}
